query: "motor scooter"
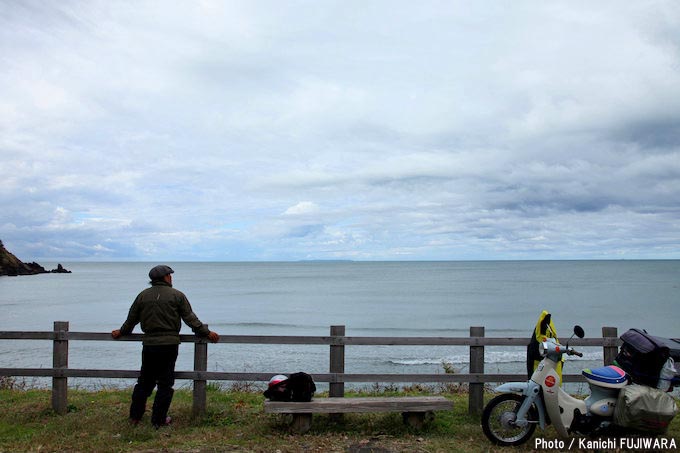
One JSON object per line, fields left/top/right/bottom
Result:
{"left": 482, "top": 325, "right": 632, "bottom": 446}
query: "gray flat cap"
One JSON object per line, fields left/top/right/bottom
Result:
{"left": 149, "top": 265, "right": 174, "bottom": 280}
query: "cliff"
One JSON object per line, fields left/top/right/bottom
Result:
{"left": 0, "top": 240, "right": 71, "bottom": 276}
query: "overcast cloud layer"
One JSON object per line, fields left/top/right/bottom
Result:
{"left": 1, "top": 1, "right": 679, "bottom": 261}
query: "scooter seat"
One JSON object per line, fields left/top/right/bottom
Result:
{"left": 582, "top": 365, "right": 628, "bottom": 388}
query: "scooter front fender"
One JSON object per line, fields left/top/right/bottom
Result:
{"left": 492, "top": 381, "right": 547, "bottom": 430}
{"left": 494, "top": 382, "right": 530, "bottom": 394}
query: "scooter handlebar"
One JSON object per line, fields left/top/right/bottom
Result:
{"left": 540, "top": 339, "right": 584, "bottom": 358}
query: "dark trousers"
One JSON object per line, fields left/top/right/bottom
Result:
{"left": 129, "top": 344, "right": 179, "bottom": 425}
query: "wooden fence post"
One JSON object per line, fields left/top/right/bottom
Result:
{"left": 602, "top": 327, "right": 618, "bottom": 365}
{"left": 329, "top": 325, "right": 345, "bottom": 422}
{"left": 193, "top": 339, "right": 208, "bottom": 418}
{"left": 52, "top": 321, "right": 69, "bottom": 415}
{"left": 329, "top": 325, "right": 345, "bottom": 398}
{"left": 469, "top": 326, "right": 485, "bottom": 416}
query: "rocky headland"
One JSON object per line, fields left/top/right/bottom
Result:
{"left": 0, "top": 240, "right": 71, "bottom": 276}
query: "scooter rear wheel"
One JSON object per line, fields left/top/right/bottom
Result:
{"left": 482, "top": 393, "right": 537, "bottom": 446}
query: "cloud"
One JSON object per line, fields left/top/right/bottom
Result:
{"left": 1, "top": 1, "right": 679, "bottom": 261}
{"left": 284, "top": 202, "right": 320, "bottom": 216}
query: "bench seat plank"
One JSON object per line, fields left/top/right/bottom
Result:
{"left": 264, "top": 396, "right": 452, "bottom": 414}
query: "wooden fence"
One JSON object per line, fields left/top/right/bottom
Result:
{"left": 0, "top": 322, "right": 621, "bottom": 417}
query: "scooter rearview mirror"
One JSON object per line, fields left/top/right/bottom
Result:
{"left": 573, "top": 325, "right": 585, "bottom": 338}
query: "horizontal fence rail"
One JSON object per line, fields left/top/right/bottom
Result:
{"left": 0, "top": 322, "right": 622, "bottom": 416}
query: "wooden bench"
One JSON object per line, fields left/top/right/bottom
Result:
{"left": 264, "top": 396, "right": 453, "bottom": 433}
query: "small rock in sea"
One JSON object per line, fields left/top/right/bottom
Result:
{"left": 51, "top": 263, "right": 72, "bottom": 273}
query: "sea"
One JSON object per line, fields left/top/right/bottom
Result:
{"left": 1, "top": 260, "right": 678, "bottom": 391}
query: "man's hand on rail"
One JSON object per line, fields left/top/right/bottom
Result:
{"left": 111, "top": 329, "right": 122, "bottom": 339}
{"left": 207, "top": 331, "right": 220, "bottom": 343}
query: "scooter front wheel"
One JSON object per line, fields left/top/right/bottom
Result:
{"left": 482, "top": 393, "right": 537, "bottom": 446}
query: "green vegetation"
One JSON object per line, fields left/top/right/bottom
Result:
{"left": 0, "top": 384, "right": 678, "bottom": 452}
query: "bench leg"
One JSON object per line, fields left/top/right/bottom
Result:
{"left": 402, "top": 411, "right": 434, "bottom": 429}
{"left": 290, "top": 414, "right": 312, "bottom": 434}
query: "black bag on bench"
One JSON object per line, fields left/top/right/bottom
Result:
{"left": 263, "top": 372, "right": 316, "bottom": 402}
{"left": 287, "top": 372, "right": 316, "bottom": 402}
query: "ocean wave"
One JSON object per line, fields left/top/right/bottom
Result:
{"left": 212, "top": 322, "right": 315, "bottom": 329}
{"left": 388, "top": 358, "right": 455, "bottom": 366}
{"left": 386, "top": 349, "right": 604, "bottom": 366}
{"left": 337, "top": 327, "right": 528, "bottom": 335}
{"left": 351, "top": 327, "right": 474, "bottom": 334}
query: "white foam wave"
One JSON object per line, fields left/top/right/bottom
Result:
{"left": 387, "top": 349, "right": 604, "bottom": 366}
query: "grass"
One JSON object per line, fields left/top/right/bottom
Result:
{"left": 0, "top": 383, "right": 678, "bottom": 452}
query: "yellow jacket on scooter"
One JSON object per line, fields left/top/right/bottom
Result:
{"left": 527, "top": 310, "right": 563, "bottom": 383}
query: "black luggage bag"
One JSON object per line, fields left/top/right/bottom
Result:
{"left": 615, "top": 328, "right": 679, "bottom": 387}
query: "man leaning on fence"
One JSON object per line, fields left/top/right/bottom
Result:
{"left": 111, "top": 265, "right": 219, "bottom": 428}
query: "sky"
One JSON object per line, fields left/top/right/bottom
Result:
{"left": 1, "top": 1, "right": 680, "bottom": 261}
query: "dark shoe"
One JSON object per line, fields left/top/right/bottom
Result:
{"left": 153, "top": 416, "right": 172, "bottom": 428}
{"left": 129, "top": 418, "right": 141, "bottom": 426}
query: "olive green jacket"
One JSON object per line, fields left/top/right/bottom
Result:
{"left": 119, "top": 281, "right": 210, "bottom": 345}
